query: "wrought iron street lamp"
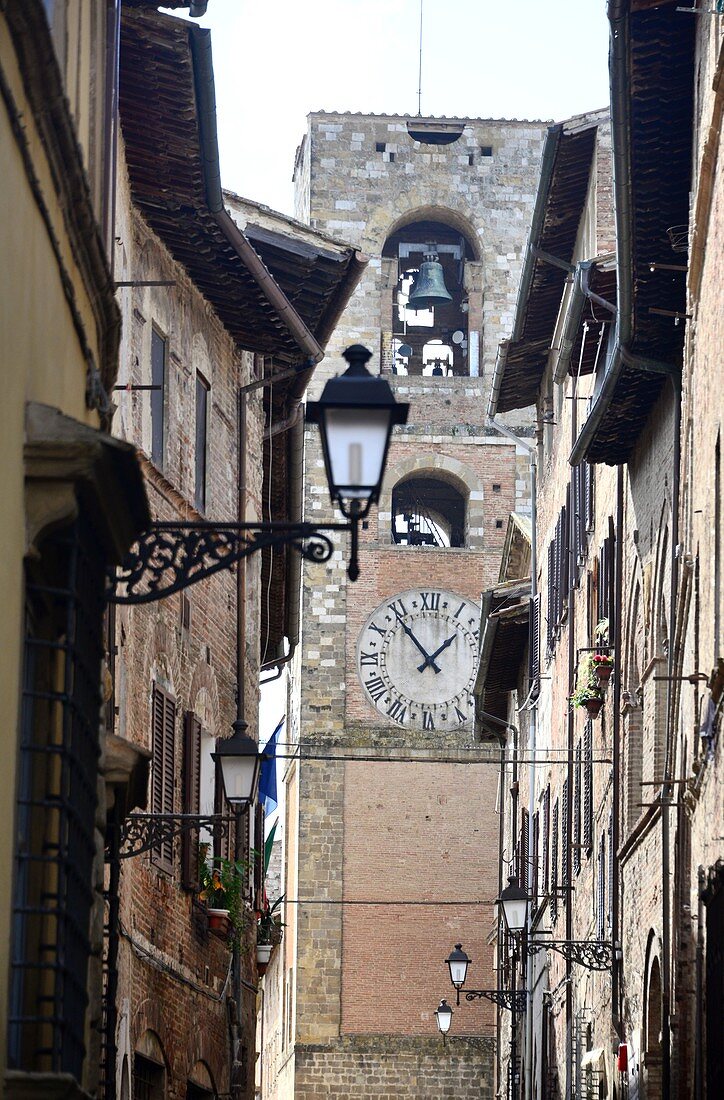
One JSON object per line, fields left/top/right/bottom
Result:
{"left": 212, "top": 717, "right": 263, "bottom": 807}
{"left": 496, "top": 876, "right": 530, "bottom": 935}
{"left": 446, "top": 943, "right": 471, "bottom": 1003}
{"left": 435, "top": 999, "right": 454, "bottom": 1035}
{"left": 107, "top": 345, "right": 409, "bottom": 603}
{"left": 444, "top": 941, "right": 528, "bottom": 1012}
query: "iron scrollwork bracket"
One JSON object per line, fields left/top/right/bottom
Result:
{"left": 526, "top": 939, "right": 614, "bottom": 970}
{"left": 106, "top": 520, "right": 355, "bottom": 605}
{"left": 464, "top": 989, "right": 528, "bottom": 1013}
{"left": 112, "top": 813, "right": 236, "bottom": 860}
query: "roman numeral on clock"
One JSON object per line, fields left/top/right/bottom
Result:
{"left": 368, "top": 622, "right": 386, "bottom": 637}
{"left": 455, "top": 706, "right": 467, "bottom": 724}
{"left": 387, "top": 698, "right": 407, "bottom": 722}
{"left": 453, "top": 601, "right": 466, "bottom": 619}
{"left": 419, "top": 591, "right": 441, "bottom": 611}
{"left": 359, "top": 651, "right": 379, "bottom": 667}
{"left": 387, "top": 598, "right": 408, "bottom": 618}
{"left": 365, "top": 676, "right": 387, "bottom": 702}
{"left": 422, "top": 710, "right": 435, "bottom": 730}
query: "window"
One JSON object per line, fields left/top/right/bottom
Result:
{"left": 561, "top": 778, "right": 570, "bottom": 888}
{"left": 596, "top": 833, "right": 606, "bottom": 941}
{"left": 195, "top": 373, "right": 209, "bottom": 513}
{"left": 8, "top": 516, "right": 106, "bottom": 1078}
{"left": 528, "top": 594, "right": 541, "bottom": 699}
{"left": 480, "top": 145, "right": 493, "bottom": 157}
{"left": 151, "top": 684, "right": 176, "bottom": 872}
{"left": 376, "top": 142, "right": 386, "bottom": 153}
{"left": 583, "top": 721, "right": 593, "bottom": 854}
{"left": 382, "top": 218, "right": 475, "bottom": 376}
{"left": 573, "top": 739, "right": 582, "bottom": 876}
{"left": 134, "top": 1053, "right": 165, "bottom": 1100}
{"left": 151, "top": 327, "right": 167, "bottom": 468}
{"left": 541, "top": 785, "right": 550, "bottom": 897}
{"left": 546, "top": 497, "right": 570, "bottom": 657}
{"left": 391, "top": 476, "right": 466, "bottom": 547}
{"left": 182, "top": 713, "right": 202, "bottom": 889}
{"left": 551, "top": 797, "right": 559, "bottom": 923}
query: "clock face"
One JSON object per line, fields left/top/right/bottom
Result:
{"left": 356, "top": 588, "right": 480, "bottom": 730}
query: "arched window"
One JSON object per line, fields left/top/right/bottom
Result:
{"left": 134, "top": 1030, "right": 167, "bottom": 1100}
{"left": 187, "top": 1060, "right": 217, "bottom": 1099}
{"left": 391, "top": 476, "right": 466, "bottom": 547}
{"left": 382, "top": 218, "right": 476, "bottom": 377}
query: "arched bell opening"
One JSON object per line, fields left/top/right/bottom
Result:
{"left": 382, "top": 219, "right": 476, "bottom": 378}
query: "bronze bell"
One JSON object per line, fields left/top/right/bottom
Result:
{"left": 407, "top": 252, "right": 453, "bottom": 311}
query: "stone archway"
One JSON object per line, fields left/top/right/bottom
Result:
{"left": 644, "top": 955, "right": 663, "bottom": 1099}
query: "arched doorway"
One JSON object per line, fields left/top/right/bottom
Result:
{"left": 644, "top": 956, "right": 663, "bottom": 1099}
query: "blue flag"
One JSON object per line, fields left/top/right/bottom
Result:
{"left": 259, "top": 717, "right": 283, "bottom": 815}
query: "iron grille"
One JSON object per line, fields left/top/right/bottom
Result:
{"left": 8, "top": 513, "right": 105, "bottom": 1079}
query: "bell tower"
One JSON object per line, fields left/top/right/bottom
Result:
{"left": 277, "top": 111, "right": 547, "bottom": 1100}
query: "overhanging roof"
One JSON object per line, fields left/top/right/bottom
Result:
{"left": 570, "top": 1, "right": 694, "bottom": 466}
{"left": 491, "top": 112, "right": 606, "bottom": 416}
{"left": 119, "top": 8, "right": 365, "bottom": 365}
{"left": 475, "top": 580, "right": 531, "bottom": 731}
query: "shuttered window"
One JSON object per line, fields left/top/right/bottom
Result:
{"left": 551, "top": 798, "right": 559, "bottom": 923}
{"left": 528, "top": 594, "right": 541, "bottom": 698}
{"left": 583, "top": 721, "right": 593, "bottom": 855}
{"left": 520, "top": 809, "right": 530, "bottom": 893}
{"left": 151, "top": 683, "right": 176, "bottom": 872}
{"left": 531, "top": 811, "right": 540, "bottom": 912}
{"left": 213, "top": 757, "right": 232, "bottom": 863}
{"left": 542, "top": 785, "right": 551, "bottom": 896}
{"left": 607, "top": 809, "right": 614, "bottom": 933}
{"left": 546, "top": 499, "right": 571, "bottom": 658}
{"left": 571, "top": 463, "right": 595, "bottom": 580}
{"left": 597, "top": 833, "right": 606, "bottom": 940}
{"left": 561, "top": 778, "right": 570, "bottom": 888}
{"left": 573, "top": 739, "right": 582, "bottom": 876}
{"left": 182, "top": 712, "right": 202, "bottom": 889}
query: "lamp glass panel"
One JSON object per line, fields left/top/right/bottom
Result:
{"left": 323, "top": 408, "right": 390, "bottom": 499}
{"left": 448, "top": 958, "right": 468, "bottom": 987}
{"left": 502, "top": 896, "right": 528, "bottom": 932}
{"left": 220, "top": 755, "right": 257, "bottom": 804}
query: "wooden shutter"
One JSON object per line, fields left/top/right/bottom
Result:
{"left": 151, "top": 683, "right": 176, "bottom": 872}
{"left": 528, "top": 594, "right": 541, "bottom": 698}
{"left": 182, "top": 712, "right": 202, "bottom": 889}
{"left": 551, "top": 798, "right": 559, "bottom": 922}
{"left": 561, "top": 492, "right": 570, "bottom": 608}
{"left": 584, "top": 463, "right": 594, "bottom": 533}
{"left": 520, "top": 809, "right": 530, "bottom": 892}
{"left": 531, "top": 810, "right": 540, "bottom": 911}
{"left": 597, "top": 833, "right": 606, "bottom": 940}
{"left": 213, "top": 757, "right": 232, "bottom": 863}
{"left": 607, "top": 809, "right": 614, "bottom": 932}
{"left": 547, "top": 541, "right": 556, "bottom": 655}
{"left": 572, "top": 467, "right": 582, "bottom": 581}
{"left": 573, "top": 739, "right": 582, "bottom": 876}
{"left": 561, "top": 778, "right": 570, "bottom": 888}
{"left": 253, "top": 801, "right": 265, "bottom": 909}
{"left": 542, "top": 785, "right": 551, "bottom": 895}
{"left": 583, "top": 721, "right": 593, "bottom": 855}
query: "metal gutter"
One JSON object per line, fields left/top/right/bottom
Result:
{"left": 553, "top": 259, "right": 617, "bottom": 384}
{"left": 189, "top": 26, "right": 324, "bottom": 365}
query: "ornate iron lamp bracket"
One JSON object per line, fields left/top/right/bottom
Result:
{"left": 106, "top": 519, "right": 355, "bottom": 605}
{"left": 526, "top": 939, "right": 613, "bottom": 970}
{"left": 111, "top": 813, "right": 236, "bottom": 860}
{"left": 464, "top": 989, "right": 528, "bottom": 1013}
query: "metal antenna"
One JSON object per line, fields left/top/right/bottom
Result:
{"left": 417, "top": 0, "right": 423, "bottom": 116}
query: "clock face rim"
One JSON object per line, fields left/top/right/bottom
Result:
{"left": 356, "top": 587, "right": 480, "bottom": 730}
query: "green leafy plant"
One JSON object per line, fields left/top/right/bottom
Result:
{"left": 198, "top": 844, "right": 249, "bottom": 941}
{"left": 257, "top": 895, "right": 285, "bottom": 946}
{"left": 570, "top": 654, "right": 604, "bottom": 710}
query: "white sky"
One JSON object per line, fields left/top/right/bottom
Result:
{"left": 180, "top": 0, "right": 610, "bottom": 215}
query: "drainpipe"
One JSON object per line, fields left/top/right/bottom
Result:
{"left": 661, "top": 374, "right": 682, "bottom": 1100}
{"left": 487, "top": 343, "right": 538, "bottom": 1100}
{"left": 612, "top": 467, "right": 624, "bottom": 1043}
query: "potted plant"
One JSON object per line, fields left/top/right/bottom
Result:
{"left": 198, "top": 847, "right": 248, "bottom": 943}
{"left": 571, "top": 655, "right": 604, "bottom": 719}
{"left": 592, "top": 651, "right": 614, "bottom": 687}
{"left": 256, "top": 895, "right": 285, "bottom": 974}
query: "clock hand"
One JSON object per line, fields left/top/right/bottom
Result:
{"left": 417, "top": 632, "right": 457, "bottom": 673}
{"left": 391, "top": 608, "right": 442, "bottom": 673}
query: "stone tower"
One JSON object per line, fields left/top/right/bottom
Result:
{"left": 275, "top": 112, "right": 547, "bottom": 1099}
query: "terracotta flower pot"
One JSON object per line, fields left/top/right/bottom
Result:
{"left": 207, "top": 908, "right": 231, "bottom": 939}
{"left": 594, "top": 663, "right": 613, "bottom": 687}
{"left": 585, "top": 697, "right": 603, "bottom": 719}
